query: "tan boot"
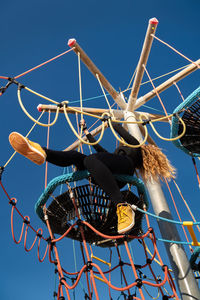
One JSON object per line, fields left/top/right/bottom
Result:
{"left": 9, "top": 132, "right": 46, "bottom": 165}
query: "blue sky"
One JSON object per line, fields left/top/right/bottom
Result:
{"left": 1, "top": 1, "right": 200, "bottom": 299}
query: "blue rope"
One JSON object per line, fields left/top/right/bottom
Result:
{"left": 157, "top": 238, "right": 192, "bottom": 245}
{"left": 136, "top": 207, "right": 200, "bottom": 226}
{"left": 35, "top": 171, "right": 149, "bottom": 220}
{"left": 35, "top": 170, "right": 200, "bottom": 227}
{"left": 69, "top": 95, "right": 165, "bottom": 114}
{"left": 170, "top": 85, "right": 200, "bottom": 157}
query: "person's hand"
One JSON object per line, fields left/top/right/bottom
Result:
{"left": 79, "top": 119, "right": 87, "bottom": 131}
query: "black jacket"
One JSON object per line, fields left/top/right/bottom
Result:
{"left": 86, "top": 122, "right": 143, "bottom": 169}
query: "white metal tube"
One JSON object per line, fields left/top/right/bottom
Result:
{"left": 135, "top": 59, "right": 200, "bottom": 110}
{"left": 68, "top": 39, "right": 127, "bottom": 110}
{"left": 127, "top": 17, "right": 158, "bottom": 111}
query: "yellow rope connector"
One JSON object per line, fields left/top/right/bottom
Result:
{"left": 91, "top": 254, "right": 111, "bottom": 267}
{"left": 17, "top": 88, "right": 60, "bottom": 127}
{"left": 183, "top": 221, "right": 200, "bottom": 246}
{"left": 93, "top": 275, "right": 106, "bottom": 283}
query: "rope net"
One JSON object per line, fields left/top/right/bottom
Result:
{"left": 0, "top": 179, "right": 179, "bottom": 299}
{"left": 171, "top": 85, "right": 200, "bottom": 156}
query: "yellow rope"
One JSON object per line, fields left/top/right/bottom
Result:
{"left": 67, "top": 106, "right": 150, "bottom": 124}
{"left": 24, "top": 84, "right": 185, "bottom": 128}
{"left": 149, "top": 114, "right": 186, "bottom": 141}
{"left": 126, "top": 68, "right": 137, "bottom": 92}
{"left": 18, "top": 81, "right": 187, "bottom": 143}
{"left": 25, "top": 110, "right": 45, "bottom": 137}
{"left": 143, "top": 240, "right": 173, "bottom": 272}
{"left": 25, "top": 86, "right": 59, "bottom": 104}
{"left": 23, "top": 81, "right": 185, "bottom": 127}
{"left": 64, "top": 106, "right": 186, "bottom": 144}
{"left": 96, "top": 74, "right": 114, "bottom": 116}
{"left": 4, "top": 110, "right": 45, "bottom": 168}
{"left": 108, "top": 116, "right": 148, "bottom": 148}
{"left": 68, "top": 106, "right": 103, "bottom": 119}
{"left": 63, "top": 104, "right": 106, "bottom": 145}
{"left": 142, "top": 285, "right": 160, "bottom": 300}
{"left": 112, "top": 113, "right": 174, "bottom": 125}
{"left": 17, "top": 88, "right": 60, "bottom": 127}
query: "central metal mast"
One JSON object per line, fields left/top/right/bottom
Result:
{"left": 125, "top": 18, "right": 200, "bottom": 300}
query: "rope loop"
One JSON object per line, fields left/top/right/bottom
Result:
{"left": 23, "top": 216, "right": 30, "bottom": 225}
{"left": 108, "top": 116, "right": 148, "bottom": 148}
{"left": 101, "top": 113, "right": 111, "bottom": 123}
{"left": 59, "top": 277, "right": 67, "bottom": 285}
{"left": 9, "top": 197, "right": 17, "bottom": 206}
{"left": 149, "top": 114, "right": 186, "bottom": 141}
{"left": 36, "top": 231, "right": 43, "bottom": 238}
{"left": 162, "top": 265, "right": 168, "bottom": 272}
{"left": 63, "top": 104, "right": 106, "bottom": 145}
{"left": 17, "top": 88, "right": 60, "bottom": 127}
{"left": 57, "top": 101, "right": 68, "bottom": 108}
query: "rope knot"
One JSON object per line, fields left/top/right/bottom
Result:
{"left": 101, "top": 114, "right": 111, "bottom": 123}
{"left": 135, "top": 278, "right": 143, "bottom": 288}
{"left": 17, "top": 83, "right": 25, "bottom": 90}
{"left": 0, "top": 166, "right": 4, "bottom": 180}
{"left": 142, "top": 119, "right": 150, "bottom": 126}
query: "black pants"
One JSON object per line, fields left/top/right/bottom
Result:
{"left": 44, "top": 148, "right": 135, "bottom": 205}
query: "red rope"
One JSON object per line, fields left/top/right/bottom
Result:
{"left": 192, "top": 157, "right": 200, "bottom": 188}
{"left": 165, "top": 179, "right": 191, "bottom": 246}
{"left": 14, "top": 48, "right": 74, "bottom": 79}
{"left": 80, "top": 243, "right": 93, "bottom": 299}
{"left": 0, "top": 76, "right": 9, "bottom": 79}
{"left": 143, "top": 65, "right": 171, "bottom": 123}
{"left": 152, "top": 34, "right": 200, "bottom": 69}
{"left": 173, "top": 82, "right": 185, "bottom": 102}
{"left": 1, "top": 179, "right": 178, "bottom": 298}
{"left": 115, "top": 244, "right": 131, "bottom": 296}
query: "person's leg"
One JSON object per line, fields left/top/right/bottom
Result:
{"left": 44, "top": 148, "right": 86, "bottom": 170}
{"left": 83, "top": 153, "right": 135, "bottom": 234}
{"left": 9, "top": 132, "right": 86, "bottom": 169}
{"left": 84, "top": 152, "right": 134, "bottom": 204}
{"left": 83, "top": 154, "right": 123, "bottom": 204}
{"left": 9, "top": 132, "right": 47, "bottom": 165}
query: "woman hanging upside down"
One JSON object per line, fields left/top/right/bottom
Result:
{"left": 9, "top": 120, "right": 175, "bottom": 234}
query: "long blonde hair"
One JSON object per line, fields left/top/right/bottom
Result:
{"left": 138, "top": 144, "right": 176, "bottom": 182}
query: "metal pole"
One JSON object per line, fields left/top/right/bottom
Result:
{"left": 68, "top": 38, "right": 127, "bottom": 110}
{"left": 124, "top": 110, "right": 200, "bottom": 299}
{"left": 127, "top": 17, "right": 158, "bottom": 111}
{"left": 134, "top": 58, "right": 200, "bottom": 110}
